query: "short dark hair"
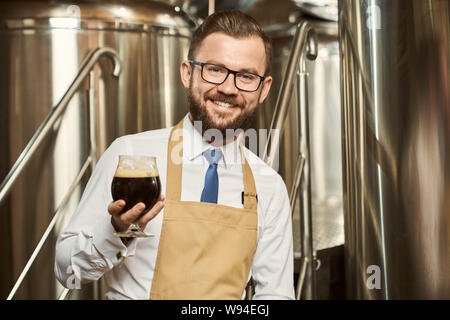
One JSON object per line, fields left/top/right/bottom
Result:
{"left": 188, "top": 10, "right": 272, "bottom": 75}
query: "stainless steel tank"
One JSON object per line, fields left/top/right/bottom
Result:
{"left": 0, "top": 0, "right": 194, "bottom": 299}
{"left": 340, "top": 0, "right": 450, "bottom": 299}
{"left": 245, "top": 0, "right": 344, "bottom": 298}
{"left": 259, "top": 19, "right": 343, "bottom": 251}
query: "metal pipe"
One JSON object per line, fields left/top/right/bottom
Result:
{"left": 297, "top": 59, "right": 315, "bottom": 300}
{"left": 58, "top": 288, "right": 71, "bottom": 300}
{"left": 295, "top": 255, "right": 308, "bottom": 300}
{"left": 88, "top": 69, "right": 103, "bottom": 300}
{"left": 262, "top": 20, "right": 318, "bottom": 300}
{"left": 7, "top": 156, "right": 92, "bottom": 300}
{"left": 5, "top": 48, "right": 120, "bottom": 300}
{"left": 289, "top": 154, "right": 305, "bottom": 213}
{"left": 208, "top": 0, "right": 215, "bottom": 15}
{"left": 263, "top": 20, "right": 317, "bottom": 168}
{"left": 88, "top": 70, "right": 98, "bottom": 171}
{"left": 0, "top": 47, "right": 120, "bottom": 207}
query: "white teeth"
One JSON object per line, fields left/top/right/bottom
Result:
{"left": 214, "top": 100, "right": 233, "bottom": 108}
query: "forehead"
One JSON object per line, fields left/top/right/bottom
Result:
{"left": 193, "top": 32, "right": 267, "bottom": 74}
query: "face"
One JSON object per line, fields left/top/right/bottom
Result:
{"left": 180, "top": 32, "right": 272, "bottom": 138}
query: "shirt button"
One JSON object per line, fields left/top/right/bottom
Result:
{"left": 116, "top": 252, "right": 122, "bottom": 260}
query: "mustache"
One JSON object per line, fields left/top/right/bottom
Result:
{"left": 205, "top": 93, "right": 243, "bottom": 108}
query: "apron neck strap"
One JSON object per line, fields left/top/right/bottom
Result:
{"left": 166, "top": 118, "right": 257, "bottom": 211}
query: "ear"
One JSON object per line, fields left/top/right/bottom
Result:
{"left": 258, "top": 75, "right": 273, "bottom": 104}
{"left": 180, "top": 60, "right": 192, "bottom": 89}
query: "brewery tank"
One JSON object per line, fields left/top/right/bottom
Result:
{"left": 245, "top": 0, "right": 344, "bottom": 298}
{"left": 340, "top": 0, "right": 450, "bottom": 299}
{"left": 0, "top": 0, "right": 194, "bottom": 299}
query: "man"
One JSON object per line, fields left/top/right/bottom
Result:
{"left": 55, "top": 10, "right": 294, "bottom": 300}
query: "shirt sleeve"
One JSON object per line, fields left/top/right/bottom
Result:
{"left": 251, "top": 174, "right": 295, "bottom": 300}
{"left": 54, "top": 138, "right": 138, "bottom": 288}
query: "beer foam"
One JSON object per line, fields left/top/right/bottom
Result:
{"left": 114, "top": 167, "right": 159, "bottom": 178}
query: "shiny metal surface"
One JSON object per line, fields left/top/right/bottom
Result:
{"left": 340, "top": 0, "right": 450, "bottom": 299}
{"left": 292, "top": 0, "right": 338, "bottom": 22}
{"left": 262, "top": 21, "right": 317, "bottom": 167}
{"left": 251, "top": 18, "right": 343, "bottom": 251}
{"left": 305, "top": 21, "right": 343, "bottom": 253}
{"left": 246, "top": 0, "right": 343, "bottom": 298}
{"left": 0, "top": 47, "right": 120, "bottom": 208}
{"left": 4, "top": 48, "right": 120, "bottom": 300}
{"left": 0, "top": 0, "right": 193, "bottom": 299}
{"left": 245, "top": 0, "right": 300, "bottom": 31}
{"left": 296, "top": 23, "right": 317, "bottom": 300}
{"left": 0, "top": 0, "right": 193, "bottom": 33}
{"left": 289, "top": 156, "right": 305, "bottom": 212}
{"left": 261, "top": 20, "right": 318, "bottom": 300}
{"left": 180, "top": 0, "right": 257, "bottom": 19}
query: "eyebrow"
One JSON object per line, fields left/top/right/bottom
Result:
{"left": 205, "top": 60, "right": 261, "bottom": 76}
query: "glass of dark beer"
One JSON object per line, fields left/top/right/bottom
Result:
{"left": 111, "top": 155, "right": 161, "bottom": 238}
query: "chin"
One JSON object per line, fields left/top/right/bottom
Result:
{"left": 188, "top": 91, "right": 256, "bottom": 134}
{"left": 207, "top": 111, "right": 243, "bottom": 130}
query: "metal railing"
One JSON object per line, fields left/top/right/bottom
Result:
{"left": 3, "top": 46, "right": 121, "bottom": 300}
{"left": 262, "top": 20, "right": 318, "bottom": 300}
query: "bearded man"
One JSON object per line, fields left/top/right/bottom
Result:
{"left": 55, "top": 10, "right": 294, "bottom": 300}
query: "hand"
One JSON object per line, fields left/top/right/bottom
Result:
{"left": 108, "top": 195, "right": 165, "bottom": 233}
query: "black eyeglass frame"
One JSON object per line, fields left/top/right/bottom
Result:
{"left": 188, "top": 60, "right": 266, "bottom": 92}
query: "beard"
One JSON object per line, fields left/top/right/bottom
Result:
{"left": 187, "top": 89, "right": 258, "bottom": 141}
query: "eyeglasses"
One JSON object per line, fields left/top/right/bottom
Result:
{"left": 189, "top": 60, "right": 265, "bottom": 92}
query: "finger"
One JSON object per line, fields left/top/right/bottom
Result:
{"left": 120, "top": 202, "right": 146, "bottom": 225}
{"left": 139, "top": 200, "right": 165, "bottom": 227}
{"left": 108, "top": 200, "right": 126, "bottom": 216}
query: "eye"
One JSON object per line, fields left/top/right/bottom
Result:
{"left": 238, "top": 73, "right": 257, "bottom": 81}
{"left": 205, "top": 65, "right": 225, "bottom": 74}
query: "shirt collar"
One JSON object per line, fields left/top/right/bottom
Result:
{"left": 182, "top": 113, "right": 242, "bottom": 168}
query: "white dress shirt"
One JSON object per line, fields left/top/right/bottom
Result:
{"left": 55, "top": 114, "right": 295, "bottom": 300}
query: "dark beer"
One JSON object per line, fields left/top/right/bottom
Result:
{"left": 111, "top": 174, "right": 161, "bottom": 216}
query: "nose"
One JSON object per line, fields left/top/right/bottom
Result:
{"left": 217, "top": 73, "right": 239, "bottom": 95}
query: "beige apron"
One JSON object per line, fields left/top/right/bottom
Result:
{"left": 149, "top": 120, "right": 258, "bottom": 300}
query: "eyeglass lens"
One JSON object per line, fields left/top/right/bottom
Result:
{"left": 202, "top": 64, "right": 261, "bottom": 92}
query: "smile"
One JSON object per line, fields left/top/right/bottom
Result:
{"left": 214, "top": 100, "right": 233, "bottom": 108}
{"left": 209, "top": 99, "right": 240, "bottom": 109}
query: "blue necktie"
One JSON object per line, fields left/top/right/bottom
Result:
{"left": 200, "top": 149, "right": 223, "bottom": 204}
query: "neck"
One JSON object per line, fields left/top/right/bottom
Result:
{"left": 188, "top": 114, "right": 238, "bottom": 146}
